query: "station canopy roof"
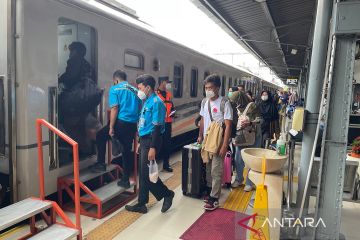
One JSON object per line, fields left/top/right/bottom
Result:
{"left": 192, "top": 0, "right": 317, "bottom": 82}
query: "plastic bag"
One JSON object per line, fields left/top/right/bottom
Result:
{"left": 111, "top": 137, "right": 124, "bottom": 156}
{"left": 149, "top": 160, "right": 159, "bottom": 183}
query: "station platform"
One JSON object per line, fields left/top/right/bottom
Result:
{"left": 1, "top": 147, "right": 360, "bottom": 240}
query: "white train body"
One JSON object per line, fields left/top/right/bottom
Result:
{"left": 0, "top": 0, "right": 279, "bottom": 202}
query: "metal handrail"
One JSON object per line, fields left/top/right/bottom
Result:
{"left": 36, "top": 119, "right": 81, "bottom": 231}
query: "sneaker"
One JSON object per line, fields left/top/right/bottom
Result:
{"left": 89, "top": 163, "right": 106, "bottom": 173}
{"left": 203, "top": 195, "right": 210, "bottom": 203}
{"left": 125, "top": 203, "right": 147, "bottom": 214}
{"left": 161, "top": 190, "right": 175, "bottom": 213}
{"left": 117, "top": 179, "right": 131, "bottom": 189}
{"left": 244, "top": 185, "right": 255, "bottom": 192}
{"left": 231, "top": 180, "right": 243, "bottom": 188}
{"left": 204, "top": 198, "right": 219, "bottom": 211}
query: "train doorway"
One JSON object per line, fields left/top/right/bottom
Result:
{"left": 56, "top": 18, "right": 101, "bottom": 168}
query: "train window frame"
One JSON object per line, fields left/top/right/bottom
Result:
{"left": 203, "top": 71, "right": 210, "bottom": 97}
{"left": 221, "top": 75, "right": 226, "bottom": 96}
{"left": 173, "top": 63, "right": 184, "bottom": 98}
{"left": 124, "top": 50, "right": 144, "bottom": 70}
{"left": 153, "top": 58, "right": 160, "bottom": 72}
{"left": 190, "top": 67, "right": 198, "bottom": 98}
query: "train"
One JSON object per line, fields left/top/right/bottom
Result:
{"left": 0, "top": 0, "right": 280, "bottom": 206}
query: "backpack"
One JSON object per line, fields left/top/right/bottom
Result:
{"left": 201, "top": 97, "right": 237, "bottom": 137}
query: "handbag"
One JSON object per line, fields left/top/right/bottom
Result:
{"left": 234, "top": 102, "right": 256, "bottom": 146}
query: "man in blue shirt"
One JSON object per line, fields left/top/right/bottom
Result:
{"left": 90, "top": 70, "right": 141, "bottom": 189}
{"left": 125, "top": 74, "right": 174, "bottom": 214}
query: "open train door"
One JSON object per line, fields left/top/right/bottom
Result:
{"left": 54, "top": 18, "right": 103, "bottom": 168}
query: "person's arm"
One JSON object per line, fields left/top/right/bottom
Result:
{"left": 197, "top": 117, "right": 204, "bottom": 143}
{"left": 148, "top": 99, "right": 165, "bottom": 161}
{"left": 108, "top": 87, "right": 119, "bottom": 136}
{"left": 109, "top": 106, "right": 118, "bottom": 137}
{"left": 219, "top": 119, "right": 232, "bottom": 158}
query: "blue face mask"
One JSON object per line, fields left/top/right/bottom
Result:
{"left": 228, "top": 92, "right": 233, "bottom": 98}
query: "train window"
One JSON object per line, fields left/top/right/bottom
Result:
{"left": 203, "top": 71, "right": 210, "bottom": 97}
{"left": 124, "top": 50, "right": 144, "bottom": 69}
{"left": 153, "top": 58, "right": 160, "bottom": 72}
{"left": 221, "top": 75, "right": 226, "bottom": 96}
{"left": 234, "top": 78, "right": 238, "bottom": 86}
{"left": 173, "top": 63, "right": 184, "bottom": 98}
{"left": 58, "top": 18, "right": 97, "bottom": 168}
{"left": 190, "top": 67, "right": 198, "bottom": 97}
{"left": 228, "top": 77, "right": 233, "bottom": 89}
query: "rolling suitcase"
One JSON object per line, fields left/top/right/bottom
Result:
{"left": 182, "top": 143, "right": 206, "bottom": 198}
{"left": 222, "top": 151, "right": 232, "bottom": 188}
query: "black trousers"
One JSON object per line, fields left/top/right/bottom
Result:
{"left": 96, "top": 120, "right": 137, "bottom": 180}
{"left": 138, "top": 137, "right": 172, "bottom": 205}
{"left": 161, "top": 122, "right": 172, "bottom": 168}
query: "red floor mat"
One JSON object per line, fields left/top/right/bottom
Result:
{"left": 180, "top": 208, "right": 250, "bottom": 240}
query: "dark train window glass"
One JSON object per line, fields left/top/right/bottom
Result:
{"left": 173, "top": 63, "right": 184, "bottom": 98}
{"left": 234, "top": 78, "right": 238, "bottom": 86}
{"left": 190, "top": 67, "right": 198, "bottom": 97}
{"left": 203, "top": 71, "right": 210, "bottom": 97}
{"left": 153, "top": 58, "right": 160, "bottom": 72}
{"left": 124, "top": 50, "right": 144, "bottom": 69}
{"left": 221, "top": 75, "right": 226, "bottom": 96}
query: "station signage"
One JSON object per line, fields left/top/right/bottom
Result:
{"left": 286, "top": 78, "right": 298, "bottom": 85}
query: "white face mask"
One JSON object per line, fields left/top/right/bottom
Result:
{"left": 205, "top": 90, "right": 215, "bottom": 99}
{"left": 166, "top": 83, "right": 172, "bottom": 90}
{"left": 261, "top": 95, "right": 269, "bottom": 101}
{"left": 137, "top": 90, "right": 147, "bottom": 100}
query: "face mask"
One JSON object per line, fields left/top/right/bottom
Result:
{"left": 228, "top": 92, "right": 233, "bottom": 98}
{"left": 206, "top": 90, "right": 215, "bottom": 99}
{"left": 261, "top": 95, "right": 268, "bottom": 101}
{"left": 166, "top": 83, "right": 172, "bottom": 90}
{"left": 137, "top": 90, "right": 147, "bottom": 100}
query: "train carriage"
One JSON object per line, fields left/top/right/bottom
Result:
{"left": 0, "top": 0, "right": 279, "bottom": 204}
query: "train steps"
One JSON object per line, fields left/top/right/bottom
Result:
{"left": 0, "top": 198, "right": 79, "bottom": 239}
{"left": 57, "top": 163, "right": 137, "bottom": 219}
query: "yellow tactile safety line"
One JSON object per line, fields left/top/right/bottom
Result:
{"left": 222, "top": 167, "right": 253, "bottom": 213}
{"left": 222, "top": 186, "right": 253, "bottom": 213}
{"left": 85, "top": 161, "right": 182, "bottom": 240}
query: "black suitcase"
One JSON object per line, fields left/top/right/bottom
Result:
{"left": 182, "top": 143, "right": 206, "bottom": 198}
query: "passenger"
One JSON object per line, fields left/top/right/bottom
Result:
{"left": 125, "top": 74, "right": 174, "bottom": 214}
{"left": 246, "top": 90, "right": 255, "bottom": 102}
{"left": 258, "top": 90, "right": 280, "bottom": 147}
{"left": 229, "top": 91, "right": 262, "bottom": 191}
{"left": 198, "top": 74, "right": 233, "bottom": 211}
{"left": 237, "top": 84, "right": 245, "bottom": 92}
{"left": 59, "top": 41, "right": 95, "bottom": 90}
{"left": 90, "top": 70, "right": 141, "bottom": 190}
{"left": 156, "top": 77, "right": 175, "bottom": 172}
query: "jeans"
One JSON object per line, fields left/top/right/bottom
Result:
{"left": 138, "top": 137, "right": 172, "bottom": 205}
{"left": 96, "top": 120, "right": 137, "bottom": 181}
{"left": 234, "top": 133, "right": 262, "bottom": 186}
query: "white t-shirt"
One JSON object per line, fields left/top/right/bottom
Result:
{"left": 200, "top": 96, "right": 233, "bottom": 137}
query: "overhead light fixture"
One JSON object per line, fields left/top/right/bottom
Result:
{"left": 254, "top": 0, "right": 267, "bottom": 2}
{"left": 291, "top": 49, "right": 298, "bottom": 55}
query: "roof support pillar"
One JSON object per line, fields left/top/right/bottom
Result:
{"left": 296, "top": 0, "right": 333, "bottom": 212}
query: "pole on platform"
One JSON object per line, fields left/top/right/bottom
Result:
{"left": 296, "top": 0, "right": 333, "bottom": 210}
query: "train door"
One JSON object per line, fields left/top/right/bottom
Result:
{"left": 56, "top": 18, "right": 99, "bottom": 167}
